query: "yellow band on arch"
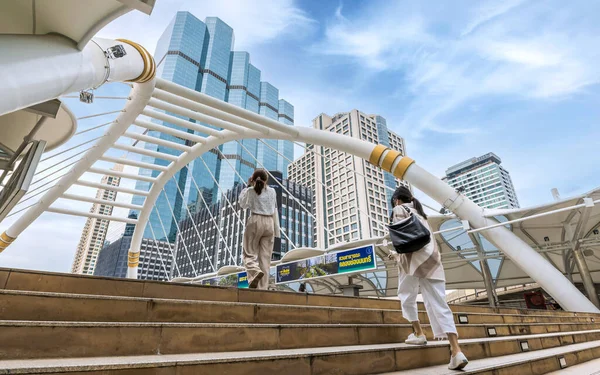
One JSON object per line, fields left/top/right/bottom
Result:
{"left": 369, "top": 145, "right": 387, "bottom": 166}
{"left": 393, "top": 157, "right": 415, "bottom": 180}
{"left": 127, "top": 251, "right": 140, "bottom": 267}
{"left": 0, "top": 232, "right": 16, "bottom": 252}
{"left": 381, "top": 150, "right": 402, "bottom": 172}
{"left": 116, "top": 39, "right": 156, "bottom": 83}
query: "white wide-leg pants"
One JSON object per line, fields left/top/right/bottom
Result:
{"left": 397, "top": 272, "right": 458, "bottom": 340}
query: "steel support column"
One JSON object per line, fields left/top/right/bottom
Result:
{"left": 565, "top": 199, "right": 600, "bottom": 308}
{"left": 469, "top": 233, "right": 498, "bottom": 308}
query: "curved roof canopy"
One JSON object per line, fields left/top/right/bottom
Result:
{"left": 0, "top": 100, "right": 77, "bottom": 154}
{"left": 0, "top": 0, "right": 155, "bottom": 49}
{"left": 430, "top": 186, "right": 600, "bottom": 290}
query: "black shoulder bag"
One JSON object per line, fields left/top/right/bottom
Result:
{"left": 387, "top": 206, "right": 431, "bottom": 254}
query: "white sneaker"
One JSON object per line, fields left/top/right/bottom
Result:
{"left": 404, "top": 333, "right": 427, "bottom": 345}
{"left": 448, "top": 352, "right": 468, "bottom": 370}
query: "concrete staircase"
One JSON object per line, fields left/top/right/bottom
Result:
{"left": 0, "top": 267, "right": 599, "bottom": 374}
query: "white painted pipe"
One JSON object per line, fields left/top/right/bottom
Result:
{"left": 46, "top": 207, "right": 138, "bottom": 224}
{"left": 99, "top": 155, "right": 168, "bottom": 172}
{"left": 88, "top": 167, "right": 156, "bottom": 183}
{"left": 123, "top": 131, "right": 192, "bottom": 152}
{"left": 75, "top": 179, "right": 150, "bottom": 196}
{"left": 134, "top": 119, "right": 208, "bottom": 144}
{"left": 112, "top": 143, "right": 178, "bottom": 162}
{"left": 142, "top": 109, "right": 224, "bottom": 138}
{"left": 0, "top": 35, "right": 152, "bottom": 116}
{"left": 61, "top": 193, "right": 143, "bottom": 210}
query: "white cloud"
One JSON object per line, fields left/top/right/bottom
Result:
{"left": 314, "top": 1, "right": 600, "bottom": 136}
{"left": 313, "top": 3, "right": 430, "bottom": 71}
{"left": 97, "top": 0, "right": 314, "bottom": 53}
{"left": 460, "top": 0, "right": 525, "bottom": 37}
{"left": 180, "top": 0, "right": 315, "bottom": 49}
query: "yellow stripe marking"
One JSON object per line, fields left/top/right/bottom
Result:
{"left": 380, "top": 150, "right": 402, "bottom": 172}
{"left": 1, "top": 232, "right": 15, "bottom": 243}
{"left": 393, "top": 157, "right": 415, "bottom": 180}
{"left": 116, "top": 39, "right": 156, "bottom": 83}
{"left": 369, "top": 145, "right": 387, "bottom": 166}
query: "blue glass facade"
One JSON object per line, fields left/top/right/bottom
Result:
{"left": 132, "top": 12, "right": 295, "bottom": 248}
{"left": 257, "top": 82, "right": 280, "bottom": 173}
{"left": 277, "top": 99, "right": 295, "bottom": 178}
{"left": 375, "top": 116, "right": 399, "bottom": 212}
{"left": 133, "top": 12, "right": 208, "bottom": 242}
{"left": 218, "top": 52, "right": 260, "bottom": 191}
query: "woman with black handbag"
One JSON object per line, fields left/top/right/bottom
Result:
{"left": 388, "top": 186, "right": 468, "bottom": 370}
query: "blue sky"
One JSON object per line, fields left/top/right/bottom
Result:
{"left": 2, "top": 0, "right": 599, "bottom": 272}
{"left": 99, "top": 0, "right": 600, "bottom": 205}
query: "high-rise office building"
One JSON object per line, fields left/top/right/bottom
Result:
{"left": 289, "top": 110, "right": 407, "bottom": 248}
{"left": 94, "top": 214, "right": 174, "bottom": 280}
{"left": 443, "top": 153, "right": 519, "bottom": 209}
{"left": 173, "top": 171, "right": 312, "bottom": 277}
{"left": 132, "top": 12, "right": 295, "bottom": 246}
{"left": 71, "top": 164, "right": 123, "bottom": 275}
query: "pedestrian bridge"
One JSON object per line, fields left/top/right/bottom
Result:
{"left": 0, "top": 0, "right": 599, "bottom": 315}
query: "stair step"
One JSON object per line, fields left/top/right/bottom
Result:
{"left": 545, "top": 356, "right": 600, "bottom": 374}
{"left": 0, "top": 289, "right": 595, "bottom": 325}
{"left": 1, "top": 319, "right": 599, "bottom": 359}
{"left": 1, "top": 333, "right": 598, "bottom": 374}
{"left": 2, "top": 268, "right": 597, "bottom": 319}
{"left": 381, "top": 340, "right": 600, "bottom": 374}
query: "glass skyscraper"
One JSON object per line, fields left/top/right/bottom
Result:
{"left": 131, "top": 12, "right": 295, "bottom": 243}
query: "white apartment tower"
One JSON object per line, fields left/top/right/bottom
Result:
{"left": 289, "top": 110, "right": 406, "bottom": 248}
{"left": 71, "top": 164, "right": 124, "bottom": 275}
{"left": 443, "top": 153, "right": 519, "bottom": 209}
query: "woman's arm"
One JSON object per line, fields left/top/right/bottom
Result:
{"left": 271, "top": 189, "right": 280, "bottom": 238}
{"left": 273, "top": 208, "right": 281, "bottom": 238}
{"left": 239, "top": 187, "right": 251, "bottom": 209}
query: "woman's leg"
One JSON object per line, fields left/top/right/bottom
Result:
{"left": 243, "top": 216, "right": 265, "bottom": 287}
{"left": 420, "top": 278, "right": 462, "bottom": 356}
{"left": 447, "top": 333, "right": 461, "bottom": 357}
{"left": 256, "top": 216, "right": 275, "bottom": 290}
{"left": 411, "top": 321, "right": 424, "bottom": 337}
{"left": 397, "top": 272, "right": 424, "bottom": 336}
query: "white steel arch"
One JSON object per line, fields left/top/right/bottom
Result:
{"left": 0, "top": 38, "right": 597, "bottom": 312}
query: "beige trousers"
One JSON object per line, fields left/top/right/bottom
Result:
{"left": 243, "top": 214, "right": 274, "bottom": 290}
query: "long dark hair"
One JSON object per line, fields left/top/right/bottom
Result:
{"left": 390, "top": 186, "right": 428, "bottom": 220}
{"left": 251, "top": 169, "right": 269, "bottom": 195}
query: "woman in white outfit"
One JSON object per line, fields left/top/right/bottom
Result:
{"left": 239, "top": 169, "right": 280, "bottom": 289}
{"left": 389, "top": 186, "right": 468, "bottom": 370}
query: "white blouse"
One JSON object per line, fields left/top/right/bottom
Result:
{"left": 239, "top": 186, "right": 277, "bottom": 215}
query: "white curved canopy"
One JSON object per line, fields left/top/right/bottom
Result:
{"left": 431, "top": 186, "right": 600, "bottom": 290}
{"left": 280, "top": 248, "right": 326, "bottom": 263}
{"left": 0, "top": 100, "right": 76, "bottom": 153}
{"left": 217, "top": 265, "right": 245, "bottom": 276}
{"left": 0, "top": 0, "right": 155, "bottom": 49}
